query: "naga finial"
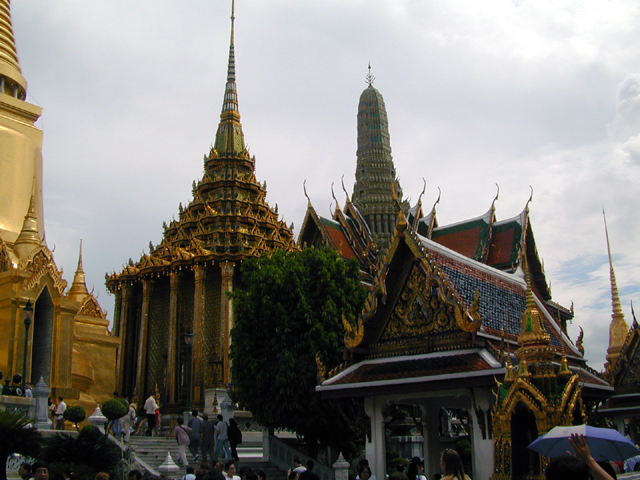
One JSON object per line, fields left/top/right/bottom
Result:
{"left": 576, "top": 326, "right": 585, "bottom": 355}
{"left": 341, "top": 175, "right": 350, "bottom": 204}
{"left": 303, "top": 179, "right": 311, "bottom": 205}
{"left": 331, "top": 182, "right": 340, "bottom": 211}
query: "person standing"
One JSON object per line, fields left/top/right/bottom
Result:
{"left": 55, "top": 396, "right": 67, "bottom": 430}
{"left": 213, "top": 414, "right": 232, "bottom": 461}
{"left": 32, "top": 463, "right": 49, "bottom": 480}
{"left": 18, "top": 462, "right": 32, "bottom": 480}
{"left": 120, "top": 402, "right": 137, "bottom": 443}
{"left": 144, "top": 394, "right": 159, "bottom": 436}
{"left": 228, "top": 418, "right": 241, "bottom": 461}
{"left": 201, "top": 413, "right": 216, "bottom": 464}
{"left": 188, "top": 410, "right": 203, "bottom": 462}
{"left": 298, "top": 461, "right": 320, "bottom": 480}
{"left": 174, "top": 417, "right": 193, "bottom": 467}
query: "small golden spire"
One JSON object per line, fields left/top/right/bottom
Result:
{"left": 515, "top": 259, "right": 554, "bottom": 363}
{"left": 603, "top": 210, "right": 628, "bottom": 370}
{"left": 13, "top": 195, "right": 41, "bottom": 259}
{"left": 69, "top": 239, "right": 90, "bottom": 302}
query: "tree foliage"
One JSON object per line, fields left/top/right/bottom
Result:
{"left": 0, "top": 411, "right": 41, "bottom": 480}
{"left": 101, "top": 399, "right": 127, "bottom": 422}
{"left": 230, "top": 246, "right": 368, "bottom": 452}
{"left": 41, "top": 424, "right": 120, "bottom": 478}
{"left": 63, "top": 405, "right": 86, "bottom": 431}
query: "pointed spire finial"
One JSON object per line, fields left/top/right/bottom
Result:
{"left": 69, "top": 239, "right": 89, "bottom": 302}
{"left": 603, "top": 210, "right": 628, "bottom": 371}
{"left": 366, "top": 63, "right": 375, "bottom": 86}
{"left": 13, "top": 195, "right": 41, "bottom": 259}
{"left": 231, "top": 0, "right": 235, "bottom": 44}
{"left": 213, "top": 0, "right": 246, "bottom": 158}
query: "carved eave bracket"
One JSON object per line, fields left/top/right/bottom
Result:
{"left": 343, "top": 313, "right": 365, "bottom": 349}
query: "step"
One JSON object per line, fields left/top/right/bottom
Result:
{"left": 126, "top": 437, "right": 265, "bottom": 470}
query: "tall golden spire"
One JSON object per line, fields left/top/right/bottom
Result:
{"left": 0, "top": 1, "right": 44, "bottom": 245}
{"left": 68, "top": 240, "right": 89, "bottom": 302}
{"left": 603, "top": 211, "right": 628, "bottom": 371}
{"left": 212, "top": 0, "right": 247, "bottom": 159}
{"left": 0, "top": 0, "right": 27, "bottom": 100}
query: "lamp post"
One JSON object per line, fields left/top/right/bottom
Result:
{"left": 22, "top": 300, "right": 33, "bottom": 388}
{"left": 184, "top": 331, "right": 194, "bottom": 411}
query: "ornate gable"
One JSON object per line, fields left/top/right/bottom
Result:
{"left": 382, "top": 263, "right": 460, "bottom": 340}
{"left": 78, "top": 295, "right": 108, "bottom": 320}
{"left": 19, "top": 246, "right": 66, "bottom": 295}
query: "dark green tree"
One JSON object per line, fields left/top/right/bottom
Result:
{"left": 0, "top": 411, "right": 41, "bottom": 480}
{"left": 230, "top": 246, "right": 368, "bottom": 456}
{"left": 63, "top": 405, "right": 86, "bottom": 431}
{"left": 41, "top": 424, "right": 120, "bottom": 478}
{"left": 102, "top": 398, "right": 127, "bottom": 435}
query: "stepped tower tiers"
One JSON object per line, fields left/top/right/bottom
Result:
{"left": 0, "top": 1, "right": 117, "bottom": 415}
{"left": 0, "top": 0, "right": 45, "bottom": 244}
{"left": 603, "top": 211, "right": 628, "bottom": 374}
{"left": 352, "top": 67, "right": 406, "bottom": 250}
{"left": 106, "top": 2, "right": 296, "bottom": 411}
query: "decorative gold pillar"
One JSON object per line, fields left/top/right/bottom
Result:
{"left": 116, "top": 285, "right": 131, "bottom": 393}
{"left": 220, "top": 261, "right": 235, "bottom": 384}
{"left": 193, "top": 264, "right": 206, "bottom": 404}
{"left": 167, "top": 271, "right": 180, "bottom": 404}
{"left": 132, "top": 281, "right": 151, "bottom": 402}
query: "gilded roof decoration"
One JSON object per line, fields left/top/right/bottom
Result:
{"left": 78, "top": 295, "right": 108, "bottom": 319}
{"left": 343, "top": 314, "right": 365, "bottom": 349}
{"left": 0, "top": 236, "right": 12, "bottom": 271}
{"left": 106, "top": 3, "right": 296, "bottom": 291}
{"left": 20, "top": 246, "right": 67, "bottom": 295}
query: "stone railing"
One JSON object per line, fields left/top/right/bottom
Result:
{"left": 0, "top": 394, "right": 35, "bottom": 418}
{"left": 268, "top": 435, "right": 335, "bottom": 480}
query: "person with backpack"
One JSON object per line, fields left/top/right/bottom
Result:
{"left": 174, "top": 417, "right": 193, "bottom": 467}
{"left": 228, "top": 418, "right": 242, "bottom": 461}
{"left": 213, "top": 414, "right": 232, "bottom": 461}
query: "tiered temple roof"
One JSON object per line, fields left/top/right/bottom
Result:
{"left": 107, "top": 5, "right": 295, "bottom": 288}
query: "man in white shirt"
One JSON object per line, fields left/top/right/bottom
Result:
{"left": 144, "top": 394, "right": 159, "bottom": 436}
{"left": 55, "top": 396, "right": 66, "bottom": 430}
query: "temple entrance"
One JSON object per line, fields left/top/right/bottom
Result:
{"left": 30, "top": 289, "right": 54, "bottom": 385}
{"left": 511, "top": 402, "right": 540, "bottom": 480}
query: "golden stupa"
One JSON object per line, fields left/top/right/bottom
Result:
{"left": 0, "top": 0, "right": 118, "bottom": 413}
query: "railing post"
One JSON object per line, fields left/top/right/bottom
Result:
{"left": 33, "top": 376, "right": 51, "bottom": 430}
{"left": 221, "top": 397, "right": 232, "bottom": 422}
{"left": 333, "top": 453, "right": 349, "bottom": 480}
{"left": 261, "top": 430, "right": 270, "bottom": 462}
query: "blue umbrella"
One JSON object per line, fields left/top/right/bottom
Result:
{"left": 528, "top": 424, "right": 640, "bottom": 462}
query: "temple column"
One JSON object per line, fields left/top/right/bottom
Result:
{"left": 193, "top": 264, "right": 206, "bottom": 404}
{"left": 133, "top": 280, "right": 152, "bottom": 402}
{"left": 167, "top": 271, "right": 180, "bottom": 404}
{"left": 116, "top": 285, "right": 131, "bottom": 394}
{"left": 220, "top": 261, "right": 235, "bottom": 385}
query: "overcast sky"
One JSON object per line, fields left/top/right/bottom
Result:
{"left": 10, "top": 0, "right": 640, "bottom": 371}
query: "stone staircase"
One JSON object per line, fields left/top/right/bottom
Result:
{"left": 126, "top": 432, "right": 286, "bottom": 480}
